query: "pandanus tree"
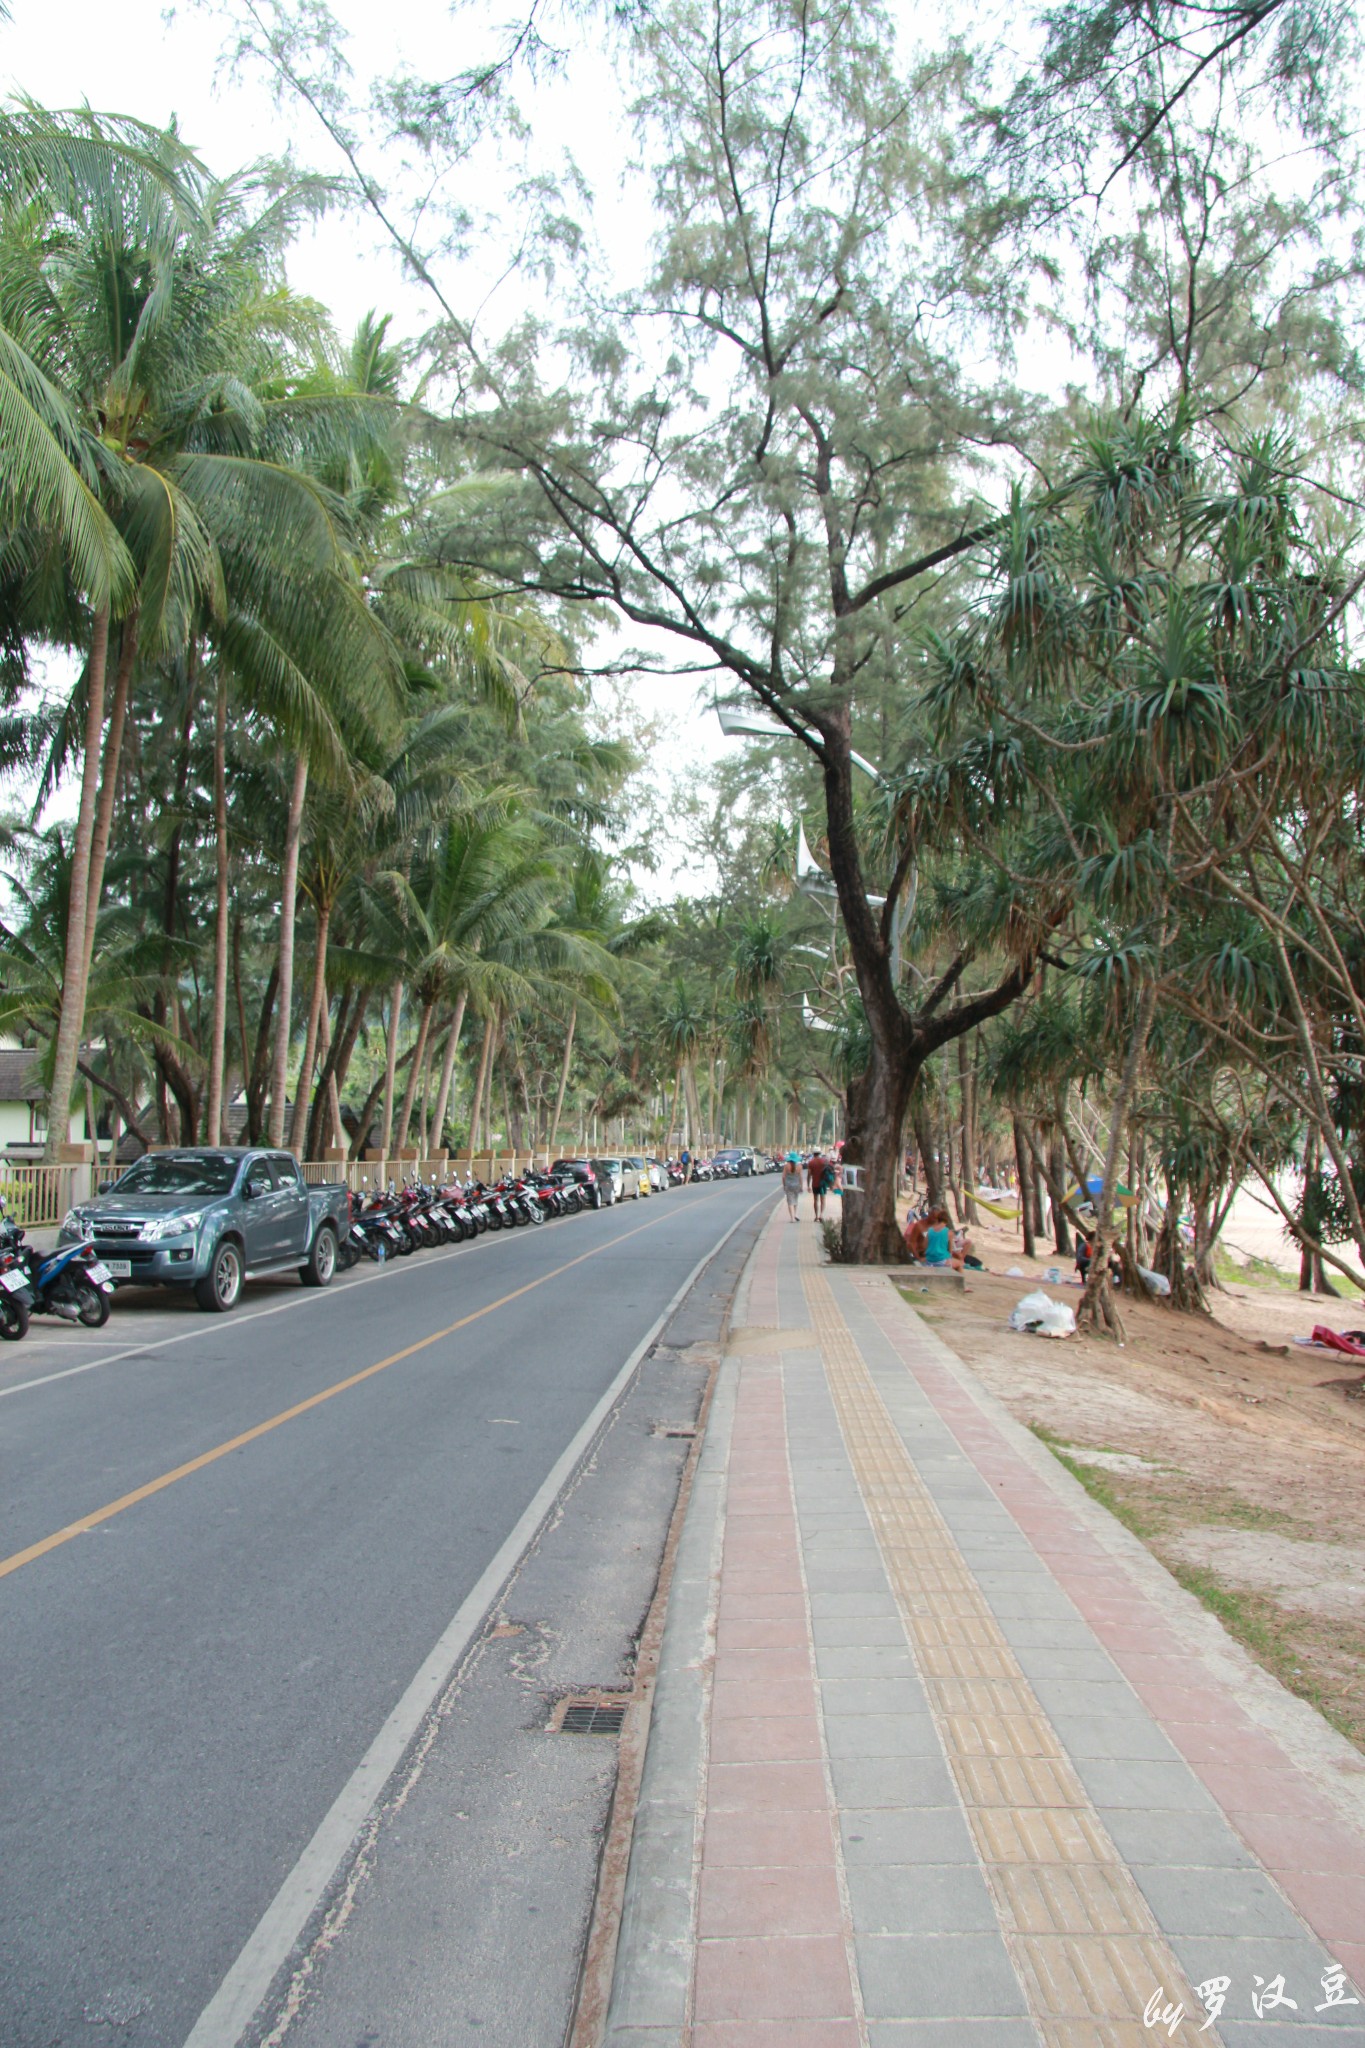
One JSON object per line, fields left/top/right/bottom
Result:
{"left": 921, "top": 409, "right": 1365, "bottom": 1332}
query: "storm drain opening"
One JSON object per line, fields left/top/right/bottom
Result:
{"left": 552, "top": 1696, "right": 629, "bottom": 1737}
{"left": 650, "top": 1422, "right": 697, "bottom": 1439}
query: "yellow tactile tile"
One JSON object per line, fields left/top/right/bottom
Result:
{"left": 795, "top": 1236, "right": 1220, "bottom": 2046}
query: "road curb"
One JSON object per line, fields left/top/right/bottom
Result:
{"left": 181, "top": 1191, "right": 772, "bottom": 2048}
{"left": 597, "top": 1229, "right": 765, "bottom": 2045}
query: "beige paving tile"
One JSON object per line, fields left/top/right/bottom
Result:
{"left": 797, "top": 1240, "right": 1217, "bottom": 2047}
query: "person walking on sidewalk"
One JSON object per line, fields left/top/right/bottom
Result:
{"left": 781, "top": 1156, "right": 802, "bottom": 1221}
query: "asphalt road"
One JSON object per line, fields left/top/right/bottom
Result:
{"left": 0, "top": 1175, "right": 774, "bottom": 2048}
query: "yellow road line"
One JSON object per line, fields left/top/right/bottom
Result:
{"left": 0, "top": 1208, "right": 680, "bottom": 1584}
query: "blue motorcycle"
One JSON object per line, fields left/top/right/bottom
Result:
{"left": 0, "top": 1210, "right": 114, "bottom": 1327}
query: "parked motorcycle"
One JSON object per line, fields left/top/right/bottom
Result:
{"left": 0, "top": 1225, "right": 33, "bottom": 1338}
{"left": 0, "top": 1206, "right": 113, "bottom": 1327}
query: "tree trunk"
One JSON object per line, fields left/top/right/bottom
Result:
{"left": 483, "top": 1015, "right": 502, "bottom": 1148}
{"left": 81, "top": 610, "right": 140, "bottom": 982}
{"left": 549, "top": 1005, "right": 577, "bottom": 1152}
{"left": 468, "top": 1013, "right": 493, "bottom": 1156}
{"left": 205, "top": 670, "right": 230, "bottom": 1144}
{"left": 395, "top": 999, "right": 434, "bottom": 1154}
{"left": 958, "top": 1036, "right": 978, "bottom": 1225}
{"left": 267, "top": 753, "right": 309, "bottom": 1147}
{"left": 1078, "top": 975, "right": 1161, "bottom": 1339}
{"left": 288, "top": 899, "right": 331, "bottom": 1156}
{"left": 1049, "top": 1136, "right": 1071, "bottom": 1254}
{"left": 307, "top": 985, "right": 351, "bottom": 1162}
{"left": 1013, "top": 1118, "right": 1037, "bottom": 1259}
{"left": 308, "top": 986, "right": 347, "bottom": 1155}
{"left": 45, "top": 606, "right": 111, "bottom": 1160}
{"left": 430, "top": 991, "right": 468, "bottom": 1153}
{"left": 666, "top": 1063, "right": 683, "bottom": 1157}
{"left": 245, "top": 959, "right": 279, "bottom": 1146}
{"left": 842, "top": 1043, "right": 916, "bottom": 1262}
{"left": 683, "top": 1059, "right": 704, "bottom": 1163}
{"left": 417, "top": 1023, "right": 440, "bottom": 1155}
{"left": 910, "top": 1092, "right": 943, "bottom": 1210}
{"left": 380, "top": 978, "right": 404, "bottom": 1155}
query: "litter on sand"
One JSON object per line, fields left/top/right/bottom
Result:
{"left": 1137, "top": 1265, "right": 1171, "bottom": 1296}
{"left": 1008, "top": 1290, "right": 1077, "bottom": 1339}
{"left": 1294, "top": 1326, "right": 1365, "bottom": 1357}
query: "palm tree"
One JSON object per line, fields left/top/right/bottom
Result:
{"left": 544, "top": 852, "right": 665, "bottom": 1151}
{"left": 0, "top": 110, "right": 404, "bottom": 1154}
{"left": 660, "top": 978, "right": 707, "bottom": 1165}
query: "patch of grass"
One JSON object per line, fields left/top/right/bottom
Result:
{"left": 1215, "top": 1246, "right": 1298, "bottom": 1291}
{"left": 1030, "top": 1428, "right": 1362, "bottom": 1751}
{"left": 1165, "top": 1564, "right": 1364, "bottom": 1749}
{"left": 1197, "top": 1495, "right": 1305, "bottom": 1534}
{"left": 1028, "top": 1426, "right": 1164, "bottom": 1540}
{"left": 894, "top": 1283, "right": 941, "bottom": 1318}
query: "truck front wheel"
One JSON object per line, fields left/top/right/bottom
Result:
{"left": 196, "top": 1239, "right": 244, "bottom": 1312}
{"left": 299, "top": 1223, "right": 338, "bottom": 1289}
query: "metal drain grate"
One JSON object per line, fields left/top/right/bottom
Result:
{"left": 558, "top": 1700, "right": 628, "bottom": 1736}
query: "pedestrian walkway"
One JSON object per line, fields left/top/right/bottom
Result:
{"left": 603, "top": 1207, "right": 1365, "bottom": 2046}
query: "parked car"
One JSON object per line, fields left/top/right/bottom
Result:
{"left": 549, "top": 1158, "right": 613, "bottom": 1209}
{"left": 624, "top": 1154, "right": 652, "bottom": 1198}
{"left": 596, "top": 1156, "right": 637, "bottom": 1200}
{"left": 585, "top": 1157, "right": 626, "bottom": 1204}
{"left": 59, "top": 1148, "right": 350, "bottom": 1312}
{"left": 712, "top": 1147, "right": 755, "bottom": 1177}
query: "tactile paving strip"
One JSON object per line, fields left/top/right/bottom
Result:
{"left": 798, "top": 1235, "right": 1218, "bottom": 2046}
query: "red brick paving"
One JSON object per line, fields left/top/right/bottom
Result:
{"left": 692, "top": 1354, "right": 859, "bottom": 2036}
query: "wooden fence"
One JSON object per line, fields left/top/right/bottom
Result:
{"left": 0, "top": 1163, "right": 83, "bottom": 1227}
{"left": 0, "top": 1155, "right": 555, "bottom": 1227}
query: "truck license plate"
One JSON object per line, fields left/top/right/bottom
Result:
{"left": 100, "top": 1260, "right": 131, "bottom": 1278}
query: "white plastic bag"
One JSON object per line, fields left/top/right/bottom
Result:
{"left": 1137, "top": 1265, "right": 1171, "bottom": 1296}
{"left": 1009, "top": 1289, "right": 1077, "bottom": 1338}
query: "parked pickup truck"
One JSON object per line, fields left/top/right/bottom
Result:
{"left": 58, "top": 1148, "right": 351, "bottom": 1313}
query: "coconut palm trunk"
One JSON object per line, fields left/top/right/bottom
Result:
{"left": 289, "top": 900, "right": 331, "bottom": 1157}
{"left": 45, "top": 606, "right": 111, "bottom": 1162}
{"left": 482, "top": 1013, "right": 502, "bottom": 1150}
{"left": 468, "top": 1012, "right": 494, "bottom": 1156}
{"left": 267, "top": 752, "right": 309, "bottom": 1148}
{"left": 205, "top": 672, "right": 231, "bottom": 1143}
{"left": 683, "top": 1060, "right": 704, "bottom": 1164}
{"left": 81, "top": 611, "right": 140, "bottom": 981}
{"left": 430, "top": 991, "right": 468, "bottom": 1153}
{"left": 394, "top": 998, "right": 434, "bottom": 1154}
{"left": 667, "top": 1063, "right": 683, "bottom": 1155}
{"left": 549, "top": 1004, "right": 577, "bottom": 1151}
{"left": 380, "top": 979, "right": 404, "bottom": 1155}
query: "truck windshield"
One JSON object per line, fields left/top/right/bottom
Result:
{"left": 112, "top": 1154, "right": 240, "bottom": 1197}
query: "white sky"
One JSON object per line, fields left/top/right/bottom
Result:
{"left": 1, "top": 0, "right": 728, "bottom": 894}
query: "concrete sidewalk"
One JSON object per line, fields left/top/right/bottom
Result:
{"left": 601, "top": 1206, "right": 1365, "bottom": 2047}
